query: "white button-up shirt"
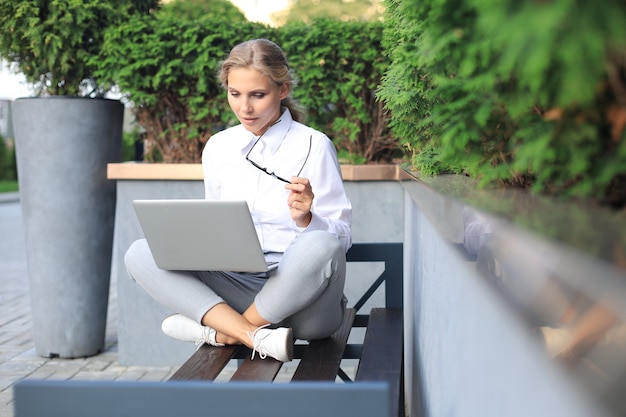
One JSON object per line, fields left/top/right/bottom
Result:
{"left": 202, "top": 109, "right": 352, "bottom": 255}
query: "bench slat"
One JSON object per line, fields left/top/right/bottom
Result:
{"left": 230, "top": 353, "right": 283, "bottom": 382}
{"left": 164, "top": 243, "right": 405, "bottom": 416}
{"left": 291, "top": 308, "right": 356, "bottom": 381}
{"left": 356, "top": 308, "right": 403, "bottom": 417}
{"left": 169, "top": 345, "right": 240, "bottom": 381}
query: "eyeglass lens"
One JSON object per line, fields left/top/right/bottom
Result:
{"left": 246, "top": 134, "right": 312, "bottom": 183}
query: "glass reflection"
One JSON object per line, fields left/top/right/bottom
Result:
{"left": 403, "top": 172, "right": 626, "bottom": 415}
{"left": 462, "top": 204, "right": 626, "bottom": 416}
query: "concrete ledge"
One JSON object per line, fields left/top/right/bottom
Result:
{"left": 107, "top": 162, "right": 406, "bottom": 182}
{"left": 108, "top": 163, "right": 203, "bottom": 180}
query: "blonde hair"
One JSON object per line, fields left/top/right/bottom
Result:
{"left": 219, "top": 39, "right": 305, "bottom": 123}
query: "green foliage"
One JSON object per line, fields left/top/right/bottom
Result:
{"left": 0, "top": 135, "right": 16, "bottom": 181}
{"left": 379, "top": 0, "right": 626, "bottom": 205}
{"left": 0, "top": 112, "right": 16, "bottom": 184}
{"left": 337, "top": 150, "right": 368, "bottom": 165}
{"left": 0, "top": 135, "right": 8, "bottom": 180}
{"left": 273, "top": 0, "right": 383, "bottom": 26}
{"left": 122, "top": 130, "right": 142, "bottom": 162}
{"left": 97, "top": 10, "right": 397, "bottom": 163}
{"left": 161, "top": 0, "right": 245, "bottom": 20}
{"left": 279, "top": 19, "right": 398, "bottom": 162}
{"left": 94, "top": 1, "right": 271, "bottom": 162}
{"left": 0, "top": 0, "right": 159, "bottom": 96}
{"left": 8, "top": 140, "right": 16, "bottom": 180}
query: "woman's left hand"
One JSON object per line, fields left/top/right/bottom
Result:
{"left": 286, "top": 177, "right": 314, "bottom": 227}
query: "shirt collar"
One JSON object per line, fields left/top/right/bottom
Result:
{"left": 249, "top": 107, "right": 293, "bottom": 155}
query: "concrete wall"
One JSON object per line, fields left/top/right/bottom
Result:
{"left": 401, "top": 178, "right": 613, "bottom": 417}
{"left": 110, "top": 169, "right": 623, "bottom": 417}
{"left": 112, "top": 180, "right": 203, "bottom": 366}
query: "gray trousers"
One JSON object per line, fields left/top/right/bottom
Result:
{"left": 124, "top": 230, "right": 347, "bottom": 340}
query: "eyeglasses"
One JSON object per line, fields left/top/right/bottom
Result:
{"left": 246, "top": 133, "right": 312, "bottom": 183}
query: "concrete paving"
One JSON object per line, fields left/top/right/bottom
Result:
{"left": 0, "top": 194, "right": 177, "bottom": 417}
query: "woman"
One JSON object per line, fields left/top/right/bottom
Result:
{"left": 124, "top": 39, "right": 352, "bottom": 362}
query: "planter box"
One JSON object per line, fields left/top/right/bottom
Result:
{"left": 400, "top": 173, "right": 626, "bottom": 417}
{"left": 107, "top": 162, "right": 405, "bottom": 366}
{"left": 14, "top": 97, "right": 123, "bottom": 358}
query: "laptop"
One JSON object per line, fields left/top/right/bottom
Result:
{"left": 132, "top": 199, "right": 272, "bottom": 272}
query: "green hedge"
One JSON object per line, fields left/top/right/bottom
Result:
{"left": 0, "top": 135, "right": 8, "bottom": 180}
{"left": 95, "top": 4, "right": 397, "bottom": 163}
{"left": 379, "top": 0, "right": 626, "bottom": 206}
{"left": 0, "top": 0, "right": 159, "bottom": 96}
{"left": 0, "top": 135, "right": 16, "bottom": 181}
{"left": 279, "top": 19, "right": 396, "bottom": 163}
{"left": 94, "top": 1, "right": 264, "bottom": 162}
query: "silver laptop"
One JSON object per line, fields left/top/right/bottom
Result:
{"left": 132, "top": 199, "right": 271, "bottom": 272}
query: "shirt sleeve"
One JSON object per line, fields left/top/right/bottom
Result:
{"left": 299, "top": 135, "right": 352, "bottom": 252}
{"left": 201, "top": 134, "right": 222, "bottom": 200}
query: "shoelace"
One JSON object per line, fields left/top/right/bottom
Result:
{"left": 194, "top": 326, "right": 213, "bottom": 349}
{"left": 194, "top": 326, "right": 225, "bottom": 349}
{"left": 248, "top": 323, "right": 271, "bottom": 360}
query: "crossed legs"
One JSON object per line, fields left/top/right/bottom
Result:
{"left": 124, "top": 230, "right": 347, "bottom": 351}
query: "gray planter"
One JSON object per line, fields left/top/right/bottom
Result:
{"left": 13, "top": 97, "right": 123, "bottom": 358}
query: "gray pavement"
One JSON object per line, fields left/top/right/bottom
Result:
{"left": 0, "top": 195, "right": 177, "bottom": 417}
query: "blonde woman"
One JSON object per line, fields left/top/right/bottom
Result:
{"left": 125, "top": 39, "right": 352, "bottom": 362}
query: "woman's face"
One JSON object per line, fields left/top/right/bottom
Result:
{"left": 226, "top": 67, "right": 289, "bottom": 136}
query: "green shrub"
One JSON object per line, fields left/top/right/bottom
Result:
{"left": 7, "top": 140, "right": 16, "bottom": 180}
{"left": 379, "top": 0, "right": 626, "bottom": 206}
{"left": 95, "top": 2, "right": 274, "bottom": 162}
{"left": 280, "top": 19, "right": 398, "bottom": 163}
{"left": 160, "top": 0, "right": 245, "bottom": 20}
{"left": 272, "top": 0, "right": 384, "bottom": 25}
{"left": 0, "top": 135, "right": 8, "bottom": 180}
{"left": 0, "top": 0, "right": 158, "bottom": 96}
{"left": 96, "top": 5, "right": 397, "bottom": 164}
{"left": 121, "top": 130, "right": 142, "bottom": 162}
{"left": 0, "top": 135, "right": 18, "bottom": 181}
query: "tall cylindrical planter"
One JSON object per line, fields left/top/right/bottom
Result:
{"left": 12, "top": 97, "right": 123, "bottom": 358}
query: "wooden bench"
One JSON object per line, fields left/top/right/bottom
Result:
{"left": 169, "top": 242, "right": 404, "bottom": 416}
{"left": 14, "top": 242, "right": 404, "bottom": 417}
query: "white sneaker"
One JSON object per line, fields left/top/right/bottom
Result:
{"left": 161, "top": 314, "right": 224, "bottom": 348}
{"left": 248, "top": 324, "right": 293, "bottom": 362}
